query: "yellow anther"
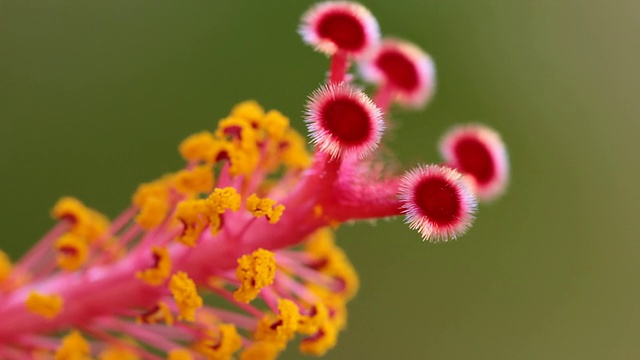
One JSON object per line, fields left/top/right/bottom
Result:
{"left": 0, "top": 250, "right": 12, "bottom": 282}
{"left": 169, "top": 272, "right": 203, "bottom": 322}
{"left": 230, "top": 100, "right": 265, "bottom": 126}
{"left": 211, "top": 140, "right": 259, "bottom": 177}
{"left": 174, "top": 165, "right": 214, "bottom": 195}
{"left": 216, "top": 116, "right": 259, "bottom": 149}
{"left": 329, "top": 257, "right": 359, "bottom": 300}
{"left": 245, "top": 194, "right": 285, "bottom": 224}
{"left": 55, "top": 233, "right": 88, "bottom": 271}
{"left": 239, "top": 341, "right": 282, "bottom": 360}
{"left": 299, "top": 322, "right": 339, "bottom": 356}
{"left": 136, "top": 301, "right": 174, "bottom": 326}
{"left": 52, "top": 197, "right": 110, "bottom": 241}
{"left": 268, "top": 205, "right": 285, "bottom": 224}
{"left": 26, "top": 292, "right": 63, "bottom": 320}
{"left": 179, "top": 131, "right": 216, "bottom": 163}
{"left": 192, "top": 324, "right": 242, "bottom": 360}
{"left": 168, "top": 349, "right": 194, "bottom": 360}
{"left": 233, "top": 248, "right": 276, "bottom": 303}
{"left": 52, "top": 197, "right": 89, "bottom": 223}
{"left": 136, "top": 246, "right": 172, "bottom": 286}
{"left": 55, "top": 330, "right": 91, "bottom": 360}
{"left": 305, "top": 229, "right": 359, "bottom": 300}
{"left": 260, "top": 110, "right": 290, "bottom": 141}
{"left": 207, "top": 187, "right": 241, "bottom": 214}
{"left": 306, "top": 285, "right": 348, "bottom": 330}
{"left": 298, "top": 303, "right": 330, "bottom": 335}
{"left": 255, "top": 299, "right": 300, "bottom": 347}
{"left": 208, "top": 213, "right": 223, "bottom": 237}
{"left": 175, "top": 199, "right": 208, "bottom": 246}
{"left": 98, "top": 346, "right": 139, "bottom": 360}
{"left": 133, "top": 179, "right": 171, "bottom": 230}
{"left": 133, "top": 179, "right": 170, "bottom": 207}
{"left": 280, "top": 130, "right": 312, "bottom": 170}
{"left": 136, "top": 197, "right": 169, "bottom": 230}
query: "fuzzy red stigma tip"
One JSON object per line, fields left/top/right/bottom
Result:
{"left": 360, "top": 39, "right": 436, "bottom": 108}
{"left": 399, "top": 165, "right": 476, "bottom": 241}
{"left": 306, "top": 83, "right": 384, "bottom": 159}
{"left": 300, "top": 1, "right": 380, "bottom": 56}
{"left": 439, "top": 124, "right": 509, "bottom": 201}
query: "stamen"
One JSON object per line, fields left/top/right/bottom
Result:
{"left": 25, "top": 292, "right": 63, "bottom": 320}
{"left": 168, "top": 349, "right": 194, "bottom": 360}
{"left": 136, "top": 301, "right": 174, "bottom": 326}
{"left": 254, "top": 299, "right": 300, "bottom": 348}
{"left": 133, "top": 180, "right": 171, "bottom": 230}
{"left": 299, "top": 322, "right": 338, "bottom": 356}
{"left": 192, "top": 324, "right": 242, "bottom": 359}
{"left": 169, "top": 272, "right": 203, "bottom": 322}
{"left": 239, "top": 341, "right": 282, "bottom": 360}
{"left": 55, "top": 233, "right": 88, "bottom": 271}
{"left": 245, "top": 195, "right": 285, "bottom": 224}
{"left": 233, "top": 248, "right": 277, "bottom": 303}
{"left": 173, "top": 165, "right": 214, "bottom": 195}
{"left": 136, "top": 246, "right": 172, "bottom": 286}
{"left": 179, "top": 131, "right": 216, "bottom": 163}
{"left": 55, "top": 331, "right": 91, "bottom": 359}
{"left": 0, "top": 250, "right": 13, "bottom": 282}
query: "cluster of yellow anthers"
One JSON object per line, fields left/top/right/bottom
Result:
{"left": 0, "top": 99, "right": 358, "bottom": 360}
{"left": 0, "top": 1, "right": 510, "bottom": 358}
{"left": 40, "top": 229, "right": 355, "bottom": 360}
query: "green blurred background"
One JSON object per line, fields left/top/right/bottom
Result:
{"left": 1, "top": 1, "right": 639, "bottom": 359}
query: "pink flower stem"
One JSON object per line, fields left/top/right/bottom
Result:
{"left": 117, "top": 224, "right": 144, "bottom": 250}
{"left": 207, "top": 286, "right": 264, "bottom": 319}
{"left": 211, "top": 309, "right": 258, "bottom": 330}
{"left": 96, "top": 318, "right": 182, "bottom": 354}
{"left": 374, "top": 84, "right": 396, "bottom": 114}
{"left": 110, "top": 206, "right": 138, "bottom": 235}
{"left": 279, "top": 262, "right": 334, "bottom": 288}
{"left": 329, "top": 50, "right": 349, "bottom": 83}
{"left": 274, "top": 272, "right": 319, "bottom": 304}
{"left": 260, "top": 287, "right": 280, "bottom": 314}
{"left": 13, "top": 220, "right": 70, "bottom": 277}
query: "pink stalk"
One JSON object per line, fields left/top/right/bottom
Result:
{"left": 374, "top": 84, "right": 396, "bottom": 113}
{"left": 96, "top": 318, "right": 183, "bottom": 353}
{"left": 211, "top": 309, "right": 258, "bottom": 330}
{"left": 207, "top": 286, "right": 264, "bottom": 319}
{"left": 12, "top": 220, "right": 70, "bottom": 277}
{"left": 328, "top": 50, "right": 349, "bottom": 83}
{"left": 274, "top": 272, "right": 319, "bottom": 305}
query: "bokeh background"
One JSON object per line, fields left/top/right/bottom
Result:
{"left": 2, "top": 1, "right": 639, "bottom": 359}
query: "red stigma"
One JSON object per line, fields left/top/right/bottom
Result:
{"left": 320, "top": 98, "right": 371, "bottom": 145}
{"left": 399, "top": 165, "right": 476, "bottom": 241}
{"left": 375, "top": 49, "right": 418, "bottom": 91}
{"left": 413, "top": 176, "right": 461, "bottom": 226}
{"left": 454, "top": 137, "right": 495, "bottom": 185}
{"left": 316, "top": 10, "right": 366, "bottom": 52}
{"left": 439, "top": 125, "right": 508, "bottom": 201}
{"left": 306, "top": 83, "right": 383, "bottom": 158}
